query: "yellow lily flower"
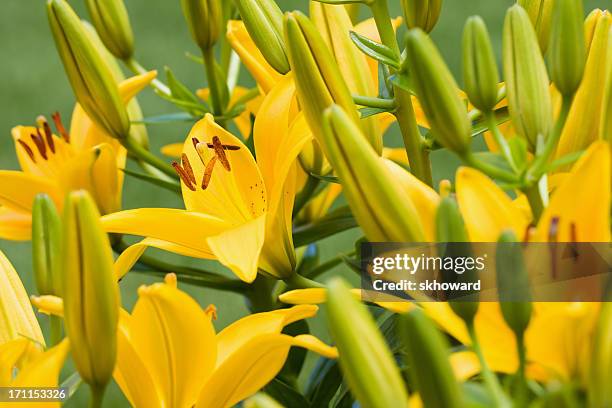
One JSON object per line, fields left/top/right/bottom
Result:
{"left": 102, "top": 77, "right": 311, "bottom": 281}
{"left": 0, "top": 71, "right": 156, "bottom": 241}
{"left": 0, "top": 250, "right": 44, "bottom": 346}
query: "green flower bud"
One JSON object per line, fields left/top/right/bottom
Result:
{"left": 517, "top": 0, "right": 554, "bottom": 53}
{"left": 284, "top": 12, "right": 367, "bottom": 149}
{"left": 32, "top": 194, "right": 62, "bottom": 296}
{"left": 322, "top": 105, "right": 425, "bottom": 242}
{"left": 47, "top": 0, "right": 130, "bottom": 140}
{"left": 327, "top": 278, "right": 409, "bottom": 408}
{"left": 244, "top": 393, "right": 284, "bottom": 408}
{"left": 588, "top": 302, "right": 612, "bottom": 408}
{"left": 405, "top": 29, "right": 471, "bottom": 154}
{"left": 549, "top": 0, "right": 586, "bottom": 96}
{"left": 462, "top": 16, "right": 499, "bottom": 113}
{"left": 62, "top": 190, "right": 119, "bottom": 394}
{"left": 180, "top": 0, "right": 221, "bottom": 51}
{"left": 503, "top": 5, "right": 553, "bottom": 150}
{"left": 401, "top": 0, "right": 442, "bottom": 33}
{"left": 398, "top": 309, "right": 463, "bottom": 408}
{"left": 233, "top": 0, "right": 289, "bottom": 74}
{"left": 84, "top": 0, "right": 134, "bottom": 60}
{"left": 495, "top": 230, "right": 532, "bottom": 336}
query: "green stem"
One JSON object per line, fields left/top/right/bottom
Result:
{"left": 49, "top": 315, "right": 62, "bottom": 347}
{"left": 89, "top": 385, "right": 105, "bottom": 408}
{"left": 124, "top": 58, "right": 171, "bottom": 96}
{"left": 523, "top": 183, "right": 545, "bottom": 222}
{"left": 468, "top": 323, "right": 508, "bottom": 407}
{"left": 303, "top": 252, "right": 354, "bottom": 279}
{"left": 122, "top": 136, "right": 177, "bottom": 180}
{"left": 293, "top": 175, "right": 321, "bottom": 217}
{"left": 515, "top": 331, "right": 529, "bottom": 405}
{"left": 484, "top": 111, "right": 518, "bottom": 172}
{"left": 201, "top": 47, "right": 225, "bottom": 120}
{"left": 284, "top": 273, "right": 324, "bottom": 290}
{"left": 369, "top": 0, "right": 400, "bottom": 56}
{"left": 353, "top": 94, "right": 396, "bottom": 110}
{"left": 245, "top": 275, "right": 277, "bottom": 312}
{"left": 463, "top": 151, "right": 519, "bottom": 183}
{"left": 394, "top": 86, "right": 433, "bottom": 186}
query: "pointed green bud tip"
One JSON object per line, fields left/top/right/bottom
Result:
{"left": 517, "top": 0, "right": 554, "bottom": 53}
{"left": 398, "top": 309, "right": 463, "bottom": 408}
{"left": 503, "top": 4, "right": 552, "bottom": 150}
{"left": 32, "top": 194, "right": 62, "bottom": 296}
{"left": 462, "top": 16, "right": 499, "bottom": 113}
{"left": 47, "top": 0, "right": 130, "bottom": 139}
{"left": 322, "top": 105, "right": 425, "bottom": 242}
{"left": 233, "top": 0, "right": 289, "bottom": 74}
{"left": 62, "top": 190, "right": 119, "bottom": 390}
{"left": 180, "top": 0, "right": 221, "bottom": 51}
{"left": 549, "top": 0, "right": 586, "bottom": 96}
{"left": 84, "top": 0, "right": 134, "bottom": 60}
{"left": 284, "top": 11, "right": 359, "bottom": 146}
{"left": 401, "top": 0, "right": 442, "bottom": 33}
{"left": 405, "top": 28, "right": 471, "bottom": 154}
{"left": 327, "top": 277, "right": 410, "bottom": 408}
{"left": 495, "top": 230, "right": 532, "bottom": 336}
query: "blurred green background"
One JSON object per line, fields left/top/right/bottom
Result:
{"left": 0, "top": 0, "right": 608, "bottom": 405}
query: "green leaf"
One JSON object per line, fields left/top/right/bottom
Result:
{"left": 350, "top": 31, "right": 399, "bottom": 69}
{"left": 305, "top": 358, "right": 345, "bottom": 407}
{"left": 389, "top": 73, "right": 412, "bottom": 94}
{"left": 471, "top": 151, "right": 514, "bottom": 174}
{"left": 264, "top": 378, "right": 311, "bottom": 408}
{"left": 359, "top": 107, "right": 393, "bottom": 119}
{"left": 293, "top": 206, "right": 358, "bottom": 248}
{"left": 508, "top": 136, "right": 528, "bottom": 171}
{"left": 544, "top": 150, "right": 584, "bottom": 173}
{"left": 185, "top": 52, "right": 204, "bottom": 64}
{"left": 131, "top": 112, "right": 196, "bottom": 125}
{"left": 121, "top": 168, "right": 182, "bottom": 194}
{"left": 308, "top": 172, "right": 340, "bottom": 184}
{"left": 60, "top": 371, "right": 82, "bottom": 400}
{"left": 165, "top": 66, "right": 204, "bottom": 115}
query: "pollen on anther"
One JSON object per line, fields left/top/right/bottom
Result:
{"left": 212, "top": 136, "right": 231, "bottom": 171}
{"left": 172, "top": 161, "right": 196, "bottom": 191}
{"left": 51, "top": 112, "right": 70, "bottom": 143}
{"left": 181, "top": 154, "right": 196, "bottom": 185}
{"left": 17, "top": 139, "right": 36, "bottom": 162}
{"left": 30, "top": 132, "right": 48, "bottom": 160}
{"left": 37, "top": 115, "right": 55, "bottom": 154}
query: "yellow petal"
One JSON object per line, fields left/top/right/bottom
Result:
{"left": 227, "top": 20, "right": 282, "bottom": 94}
{"left": 536, "top": 141, "right": 610, "bottom": 242}
{"left": 161, "top": 143, "right": 183, "bottom": 158}
{"left": 182, "top": 114, "right": 267, "bottom": 224}
{"left": 449, "top": 351, "right": 480, "bottom": 381}
{"left": 206, "top": 215, "right": 266, "bottom": 283}
{"left": 119, "top": 71, "right": 158, "bottom": 105}
{"left": 30, "top": 296, "right": 64, "bottom": 317}
{"left": 101, "top": 208, "right": 228, "bottom": 256}
{"left": 291, "top": 334, "right": 338, "bottom": 359}
{"left": 385, "top": 159, "right": 440, "bottom": 240}
{"left": 0, "top": 250, "right": 44, "bottom": 346}
{"left": 0, "top": 339, "right": 42, "bottom": 386}
{"left": 127, "top": 276, "right": 217, "bottom": 408}
{"left": 10, "top": 339, "right": 69, "bottom": 392}
{"left": 456, "top": 167, "right": 530, "bottom": 241}
{"left": 0, "top": 171, "right": 61, "bottom": 213}
{"left": 215, "top": 305, "right": 318, "bottom": 365}
{"left": 0, "top": 207, "right": 31, "bottom": 241}
{"left": 279, "top": 288, "right": 328, "bottom": 304}
{"left": 296, "top": 183, "right": 342, "bottom": 224}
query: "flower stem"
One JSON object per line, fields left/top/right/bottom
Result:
{"left": 124, "top": 58, "right": 171, "bottom": 96}
{"left": 293, "top": 175, "right": 320, "bottom": 217}
{"left": 468, "top": 323, "right": 508, "bottom": 407}
{"left": 484, "top": 111, "right": 518, "bottom": 173}
{"left": 284, "top": 273, "right": 324, "bottom": 290}
{"left": 89, "top": 385, "right": 105, "bottom": 408}
{"left": 49, "top": 315, "right": 62, "bottom": 347}
{"left": 353, "top": 94, "right": 396, "bottom": 110}
{"left": 201, "top": 47, "right": 225, "bottom": 124}
{"left": 523, "top": 182, "right": 545, "bottom": 222}
{"left": 369, "top": 0, "right": 400, "bottom": 57}
{"left": 463, "top": 151, "right": 519, "bottom": 184}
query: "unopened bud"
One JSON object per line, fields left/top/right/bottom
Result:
{"left": 233, "top": 0, "right": 289, "bottom": 74}
{"left": 401, "top": 0, "right": 442, "bottom": 33}
{"left": 62, "top": 190, "right": 119, "bottom": 394}
{"left": 503, "top": 5, "right": 553, "bottom": 150}
{"left": 462, "top": 16, "right": 499, "bottom": 113}
{"left": 405, "top": 29, "right": 471, "bottom": 154}
{"left": 32, "top": 194, "right": 62, "bottom": 296}
{"left": 549, "top": 0, "right": 586, "bottom": 96}
{"left": 327, "top": 278, "right": 410, "bottom": 408}
{"left": 47, "top": 0, "right": 130, "bottom": 139}
{"left": 84, "top": 0, "right": 134, "bottom": 60}
{"left": 180, "top": 0, "right": 221, "bottom": 51}
{"left": 517, "top": 0, "right": 554, "bottom": 53}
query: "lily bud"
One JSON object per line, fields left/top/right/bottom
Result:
{"left": 405, "top": 29, "right": 471, "bottom": 154}
{"left": 549, "top": 0, "right": 586, "bottom": 97}
{"left": 284, "top": 12, "right": 366, "bottom": 149}
{"left": 589, "top": 303, "right": 612, "bottom": 408}
{"left": 32, "top": 194, "right": 62, "bottom": 296}
{"left": 322, "top": 105, "right": 425, "bottom": 242}
{"left": 84, "top": 0, "right": 134, "bottom": 60}
{"left": 398, "top": 309, "right": 463, "bottom": 408}
{"left": 47, "top": 0, "right": 129, "bottom": 140}
{"left": 503, "top": 5, "right": 553, "bottom": 150}
{"left": 62, "top": 190, "right": 119, "bottom": 394}
{"left": 327, "top": 278, "right": 410, "bottom": 408}
{"left": 517, "top": 0, "right": 554, "bottom": 53}
{"left": 495, "top": 230, "right": 532, "bottom": 336}
{"left": 462, "top": 16, "right": 499, "bottom": 113}
{"left": 311, "top": 2, "right": 382, "bottom": 153}
{"left": 233, "top": 0, "right": 289, "bottom": 74}
{"left": 180, "top": 0, "right": 221, "bottom": 51}
{"left": 401, "top": 0, "right": 442, "bottom": 33}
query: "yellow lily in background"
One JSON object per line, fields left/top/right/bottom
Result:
{"left": 0, "top": 71, "right": 156, "bottom": 241}
{"left": 103, "top": 77, "right": 312, "bottom": 281}
{"left": 33, "top": 274, "right": 337, "bottom": 408}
